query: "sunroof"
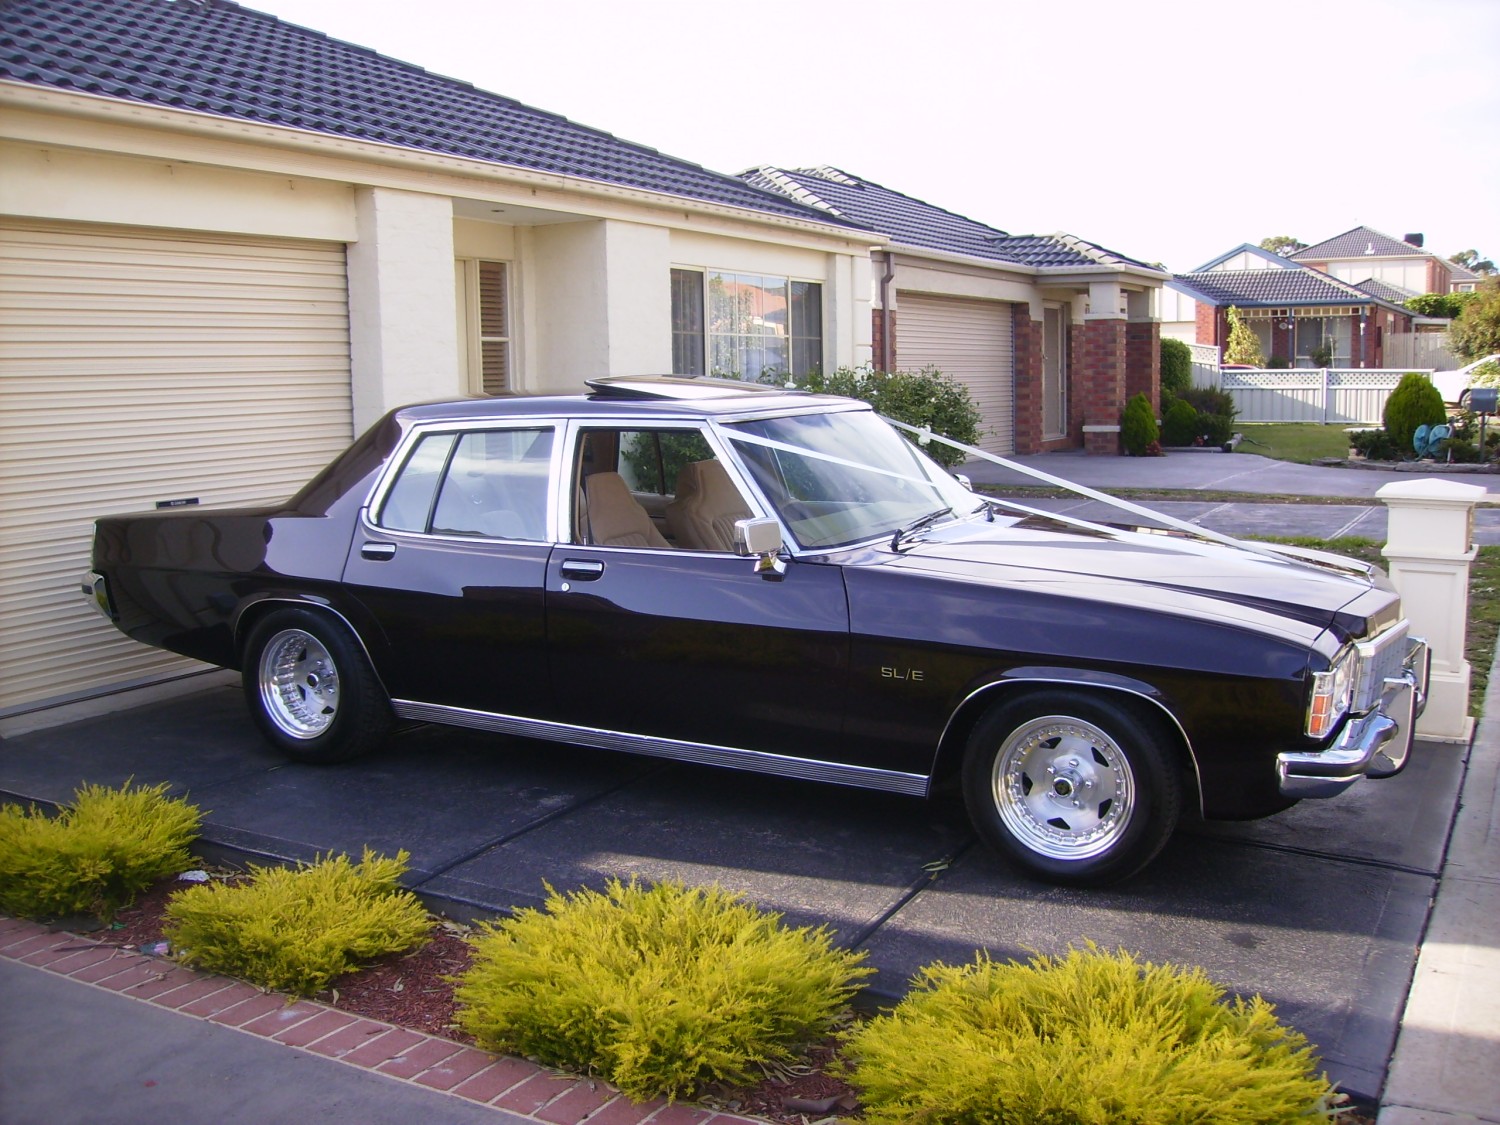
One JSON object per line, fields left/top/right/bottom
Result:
{"left": 585, "top": 376, "right": 785, "bottom": 401}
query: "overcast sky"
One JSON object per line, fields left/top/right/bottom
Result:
{"left": 246, "top": 0, "right": 1499, "bottom": 274}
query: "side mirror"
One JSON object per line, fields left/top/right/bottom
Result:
{"left": 734, "top": 517, "right": 786, "bottom": 580}
{"left": 953, "top": 473, "right": 973, "bottom": 490}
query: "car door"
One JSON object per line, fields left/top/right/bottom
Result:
{"left": 543, "top": 424, "right": 850, "bottom": 761}
{"left": 341, "top": 424, "right": 557, "bottom": 715}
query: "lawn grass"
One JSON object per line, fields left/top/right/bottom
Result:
{"left": 1235, "top": 423, "right": 1356, "bottom": 464}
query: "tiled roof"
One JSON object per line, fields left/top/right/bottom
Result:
{"left": 1450, "top": 259, "right": 1482, "bottom": 281}
{"left": 0, "top": 0, "right": 864, "bottom": 229}
{"left": 1293, "top": 226, "right": 1427, "bottom": 261}
{"left": 1354, "top": 278, "right": 1419, "bottom": 304}
{"left": 1171, "top": 268, "right": 1378, "bottom": 307}
{"left": 743, "top": 166, "right": 1160, "bottom": 272}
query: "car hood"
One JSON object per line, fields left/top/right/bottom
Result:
{"left": 878, "top": 515, "right": 1396, "bottom": 639}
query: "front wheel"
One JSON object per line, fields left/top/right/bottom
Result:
{"left": 241, "top": 608, "right": 392, "bottom": 763}
{"left": 961, "top": 690, "right": 1182, "bottom": 886}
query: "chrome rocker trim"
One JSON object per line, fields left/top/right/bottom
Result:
{"left": 391, "top": 700, "right": 931, "bottom": 797}
{"left": 1278, "top": 636, "right": 1430, "bottom": 799}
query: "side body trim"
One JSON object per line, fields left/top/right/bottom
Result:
{"left": 391, "top": 699, "right": 930, "bottom": 797}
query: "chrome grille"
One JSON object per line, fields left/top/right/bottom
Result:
{"left": 1352, "top": 620, "right": 1410, "bottom": 713}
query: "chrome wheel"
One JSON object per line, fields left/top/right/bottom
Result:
{"left": 991, "top": 714, "right": 1136, "bottom": 861}
{"left": 257, "top": 628, "right": 340, "bottom": 739}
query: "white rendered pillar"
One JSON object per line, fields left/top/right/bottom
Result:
{"left": 1379, "top": 478, "right": 1487, "bottom": 743}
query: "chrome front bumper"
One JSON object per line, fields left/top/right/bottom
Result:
{"left": 1277, "top": 635, "right": 1430, "bottom": 799}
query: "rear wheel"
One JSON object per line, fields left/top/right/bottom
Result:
{"left": 242, "top": 608, "right": 392, "bottom": 762}
{"left": 962, "top": 690, "right": 1181, "bottom": 886}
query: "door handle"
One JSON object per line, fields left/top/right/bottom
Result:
{"left": 361, "top": 542, "right": 397, "bottom": 561}
{"left": 560, "top": 559, "right": 605, "bottom": 581}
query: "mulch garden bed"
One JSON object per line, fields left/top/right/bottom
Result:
{"left": 103, "top": 874, "right": 859, "bottom": 1123}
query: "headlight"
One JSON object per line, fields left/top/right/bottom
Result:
{"left": 1307, "top": 648, "right": 1356, "bottom": 739}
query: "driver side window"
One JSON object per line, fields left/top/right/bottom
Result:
{"left": 573, "top": 428, "right": 753, "bottom": 552}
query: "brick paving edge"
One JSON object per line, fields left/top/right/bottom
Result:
{"left": 0, "top": 915, "right": 766, "bottom": 1125}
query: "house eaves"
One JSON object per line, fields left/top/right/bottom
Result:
{"left": 1, "top": 82, "right": 883, "bottom": 249}
{"left": 0, "top": 0, "right": 874, "bottom": 235}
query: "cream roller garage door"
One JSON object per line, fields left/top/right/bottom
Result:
{"left": 896, "top": 292, "right": 1014, "bottom": 456}
{"left": 0, "top": 220, "right": 353, "bottom": 714}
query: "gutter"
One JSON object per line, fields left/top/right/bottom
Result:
{"left": 0, "top": 81, "right": 887, "bottom": 246}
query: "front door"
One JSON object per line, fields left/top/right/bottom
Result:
{"left": 544, "top": 548, "right": 849, "bottom": 758}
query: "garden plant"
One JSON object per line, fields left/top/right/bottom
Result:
{"left": 844, "top": 945, "right": 1343, "bottom": 1125}
{"left": 788, "top": 365, "right": 983, "bottom": 467}
{"left": 0, "top": 780, "right": 201, "bottom": 922}
{"left": 453, "top": 878, "right": 871, "bottom": 1101}
{"left": 163, "top": 848, "right": 431, "bottom": 996}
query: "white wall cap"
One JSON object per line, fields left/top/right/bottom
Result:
{"left": 1377, "top": 478, "right": 1490, "bottom": 505}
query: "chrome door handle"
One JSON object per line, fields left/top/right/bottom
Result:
{"left": 361, "top": 542, "right": 397, "bottom": 561}
{"left": 559, "top": 559, "right": 605, "bottom": 581}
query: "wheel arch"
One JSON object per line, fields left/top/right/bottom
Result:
{"left": 930, "top": 669, "right": 1204, "bottom": 816}
{"left": 231, "top": 594, "right": 389, "bottom": 696}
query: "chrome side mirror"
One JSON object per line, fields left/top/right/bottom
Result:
{"left": 734, "top": 517, "right": 786, "bottom": 581}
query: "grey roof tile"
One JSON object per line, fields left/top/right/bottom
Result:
{"left": 1293, "top": 226, "right": 1428, "bottom": 261}
{"left": 1354, "top": 278, "right": 1419, "bottom": 304}
{"left": 743, "top": 166, "right": 1160, "bottom": 272}
{"left": 1171, "top": 268, "right": 1376, "bottom": 306}
{"left": 0, "top": 0, "right": 864, "bottom": 228}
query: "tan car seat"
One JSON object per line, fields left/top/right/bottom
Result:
{"left": 666, "top": 460, "right": 752, "bottom": 552}
{"left": 583, "top": 472, "right": 670, "bottom": 548}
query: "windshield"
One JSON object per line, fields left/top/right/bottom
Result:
{"left": 722, "top": 409, "right": 978, "bottom": 549}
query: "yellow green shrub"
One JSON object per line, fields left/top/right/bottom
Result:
{"left": 845, "top": 945, "right": 1343, "bottom": 1125}
{"left": 0, "top": 781, "right": 201, "bottom": 921}
{"left": 453, "top": 879, "right": 871, "bottom": 1102}
{"left": 163, "top": 849, "right": 431, "bottom": 996}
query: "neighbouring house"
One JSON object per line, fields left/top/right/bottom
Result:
{"left": 1169, "top": 244, "right": 1415, "bottom": 369}
{"left": 1292, "top": 226, "right": 1477, "bottom": 295}
{"left": 0, "top": 0, "right": 891, "bottom": 714}
{"left": 741, "top": 167, "right": 1169, "bottom": 456}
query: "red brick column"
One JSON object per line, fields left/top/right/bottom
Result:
{"left": 1125, "top": 319, "right": 1160, "bottom": 408}
{"left": 1012, "top": 305, "right": 1044, "bottom": 454}
{"left": 1079, "top": 318, "right": 1126, "bottom": 455}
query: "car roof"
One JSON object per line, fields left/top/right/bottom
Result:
{"left": 391, "top": 376, "right": 859, "bottom": 425}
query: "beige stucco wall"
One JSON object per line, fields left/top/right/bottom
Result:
{"left": 0, "top": 139, "right": 355, "bottom": 240}
{"left": 1, "top": 85, "right": 880, "bottom": 418}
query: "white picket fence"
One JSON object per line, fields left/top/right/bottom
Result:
{"left": 1220, "top": 368, "right": 1434, "bottom": 424}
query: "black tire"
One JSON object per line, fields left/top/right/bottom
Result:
{"left": 241, "top": 608, "right": 392, "bottom": 763}
{"left": 961, "top": 689, "right": 1182, "bottom": 886}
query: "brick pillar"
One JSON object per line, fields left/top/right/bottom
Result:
{"left": 1068, "top": 322, "right": 1087, "bottom": 443}
{"left": 1012, "top": 305, "right": 1044, "bottom": 454}
{"left": 1125, "top": 318, "right": 1160, "bottom": 408}
{"left": 1080, "top": 318, "right": 1126, "bottom": 454}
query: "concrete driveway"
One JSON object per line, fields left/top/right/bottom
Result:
{"left": 0, "top": 676, "right": 1468, "bottom": 1107}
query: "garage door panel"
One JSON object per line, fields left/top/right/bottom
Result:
{"left": 897, "top": 292, "right": 1014, "bottom": 456}
{"left": 0, "top": 220, "right": 352, "bottom": 713}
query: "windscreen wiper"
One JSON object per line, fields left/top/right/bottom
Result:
{"left": 892, "top": 506, "right": 953, "bottom": 551}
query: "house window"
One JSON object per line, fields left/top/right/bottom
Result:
{"left": 671, "top": 268, "right": 822, "bottom": 382}
{"left": 459, "top": 260, "right": 512, "bottom": 395}
{"left": 671, "top": 268, "right": 704, "bottom": 375}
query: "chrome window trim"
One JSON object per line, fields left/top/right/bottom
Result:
{"left": 391, "top": 699, "right": 929, "bottom": 797}
{"left": 364, "top": 418, "right": 568, "bottom": 544}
